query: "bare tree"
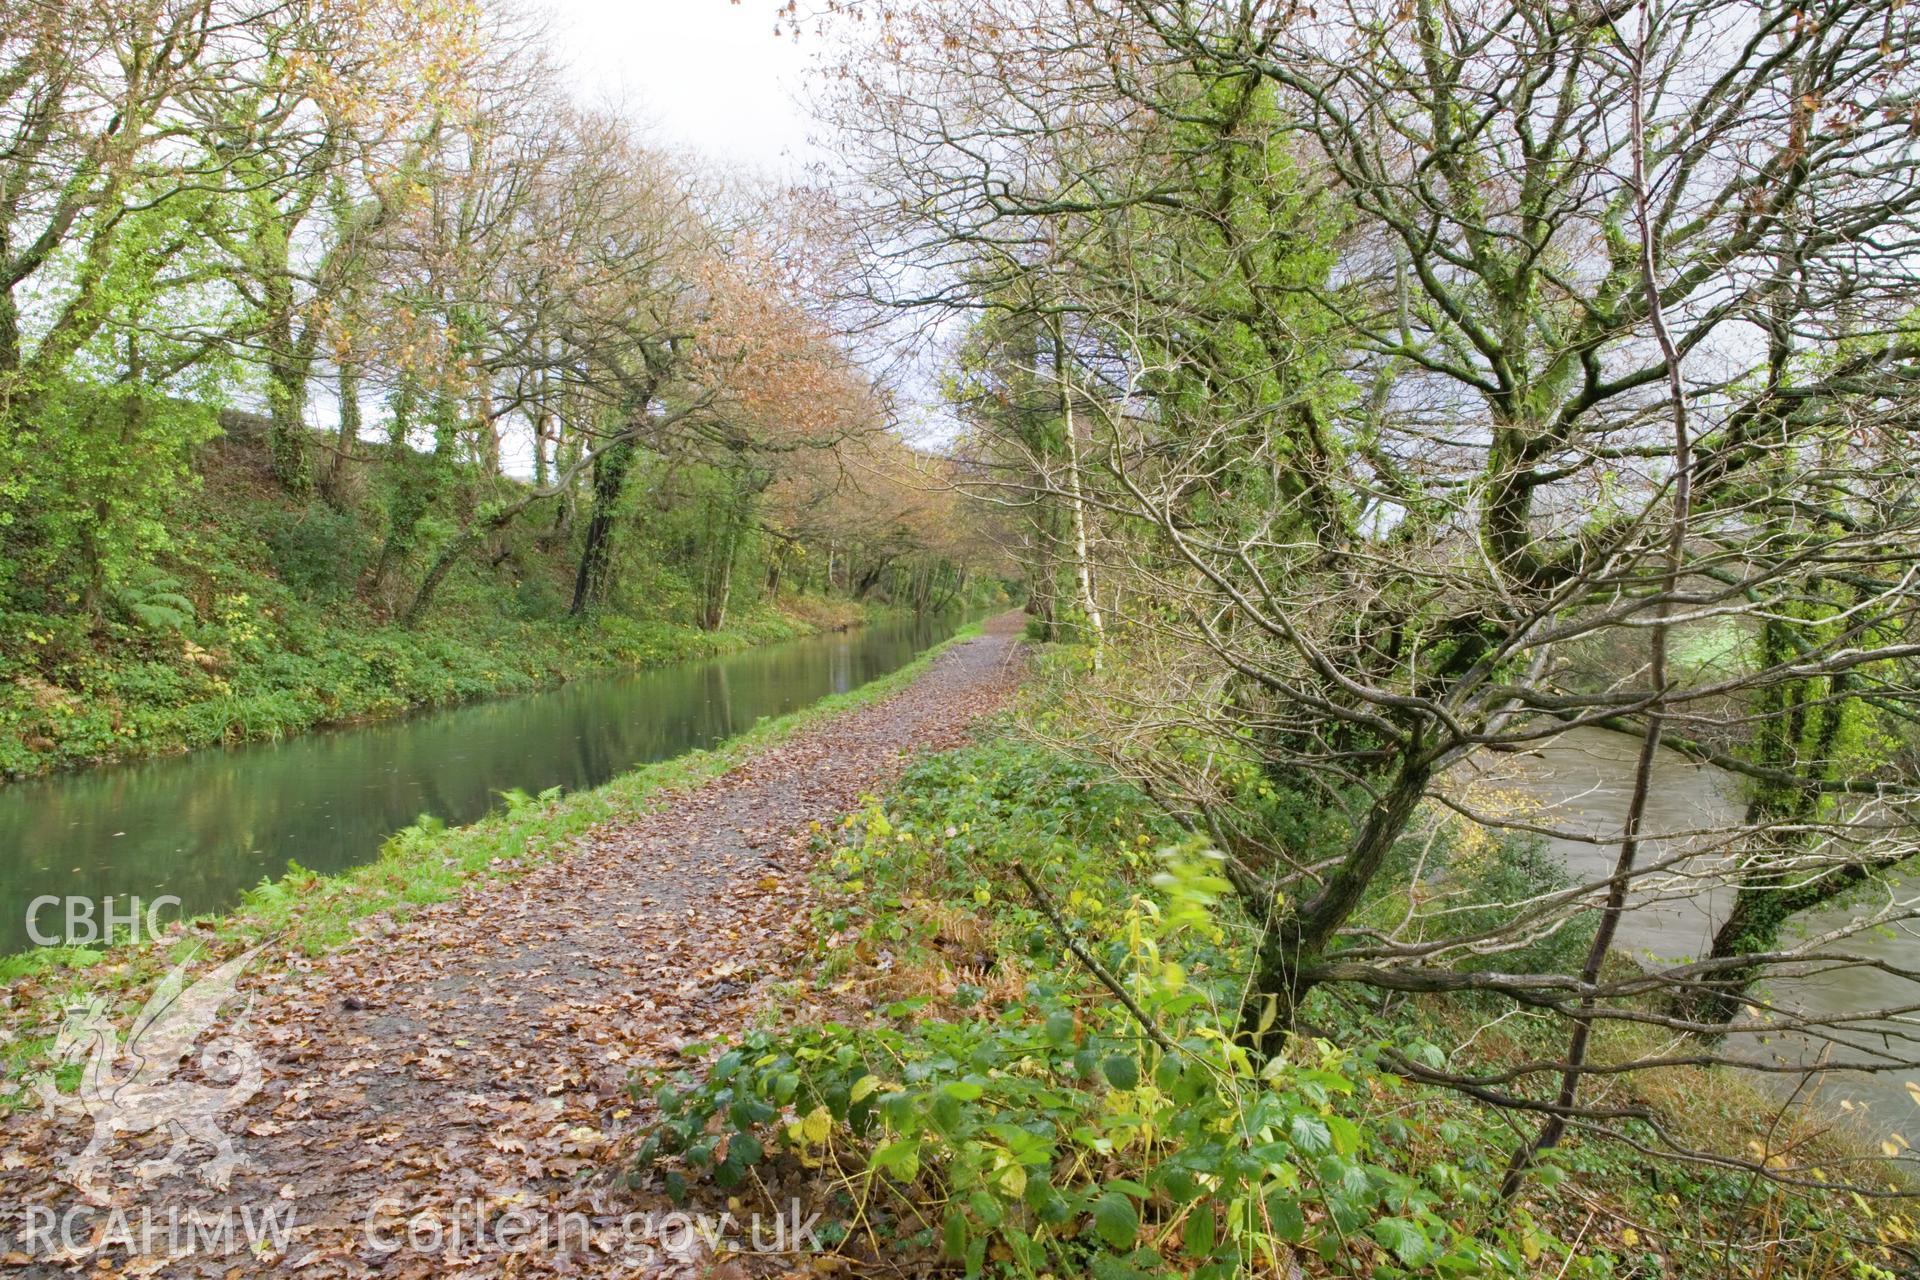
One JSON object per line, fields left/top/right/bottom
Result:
{"left": 817, "top": 0, "right": 1920, "bottom": 1192}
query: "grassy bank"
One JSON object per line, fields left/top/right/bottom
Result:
{"left": 1, "top": 437, "right": 886, "bottom": 781}
{"left": 0, "top": 623, "right": 983, "bottom": 1108}
{"left": 635, "top": 729, "right": 1913, "bottom": 1279}
{"left": 0, "top": 598, "right": 861, "bottom": 781}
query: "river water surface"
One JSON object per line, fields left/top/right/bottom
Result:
{"left": 9, "top": 635, "right": 1911, "bottom": 1144}
{"left": 1469, "top": 727, "right": 1919, "bottom": 1142}
{"left": 0, "top": 616, "right": 959, "bottom": 953}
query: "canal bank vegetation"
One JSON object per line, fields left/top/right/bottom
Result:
{"left": 8, "top": 0, "right": 1920, "bottom": 1273}
{"left": 619, "top": 0, "right": 1920, "bottom": 1274}
{"left": 638, "top": 723, "right": 1914, "bottom": 1278}
{"left": 0, "top": 623, "right": 985, "bottom": 1107}
{"left": 0, "top": 423, "right": 989, "bottom": 779}
{"left": 0, "top": 0, "right": 1012, "bottom": 780}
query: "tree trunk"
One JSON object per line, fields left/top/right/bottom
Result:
{"left": 404, "top": 494, "right": 539, "bottom": 626}
{"left": 1503, "top": 58, "right": 1695, "bottom": 1197}
{"left": 1054, "top": 320, "right": 1104, "bottom": 666}
{"left": 532, "top": 402, "right": 551, "bottom": 488}
{"left": 703, "top": 553, "right": 733, "bottom": 631}
{"left": 570, "top": 435, "right": 636, "bottom": 614}
{"left": 475, "top": 388, "right": 500, "bottom": 476}
{"left": 321, "top": 360, "right": 360, "bottom": 510}
{"left": 265, "top": 334, "right": 312, "bottom": 496}
{"left": 855, "top": 559, "right": 892, "bottom": 598}
{"left": 0, "top": 287, "right": 20, "bottom": 376}
{"left": 367, "top": 386, "right": 448, "bottom": 596}
{"left": 930, "top": 566, "right": 965, "bottom": 614}
{"left": 403, "top": 528, "right": 478, "bottom": 627}
{"left": 700, "top": 476, "right": 756, "bottom": 631}
{"left": 765, "top": 540, "right": 789, "bottom": 597}
{"left": 1236, "top": 760, "right": 1432, "bottom": 1056}
{"left": 1676, "top": 615, "right": 1868, "bottom": 1026}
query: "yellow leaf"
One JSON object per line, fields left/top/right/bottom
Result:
{"left": 801, "top": 1105, "right": 832, "bottom": 1146}
{"left": 1622, "top": 1228, "right": 1640, "bottom": 1247}
{"left": 995, "top": 1159, "right": 1027, "bottom": 1199}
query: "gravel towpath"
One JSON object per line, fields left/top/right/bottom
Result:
{"left": 1, "top": 615, "right": 1026, "bottom": 1279}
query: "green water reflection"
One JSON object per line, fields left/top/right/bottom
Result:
{"left": 0, "top": 616, "right": 957, "bottom": 952}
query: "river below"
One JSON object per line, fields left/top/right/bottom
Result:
{"left": 1468, "top": 727, "right": 1919, "bottom": 1144}
{"left": 0, "top": 615, "right": 960, "bottom": 954}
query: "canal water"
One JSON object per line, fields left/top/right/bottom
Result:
{"left": 0, "top": 616, "right": 959, "bottom": 953}
{"left": 1466, "top": 727, "right": 1919, "bottom": 1142}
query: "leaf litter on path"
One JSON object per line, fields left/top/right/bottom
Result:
{"left": 0, "top": 618, "right": 1026, "bottom": 1279}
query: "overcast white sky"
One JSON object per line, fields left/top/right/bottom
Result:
{"left": 535, "top": 0, "right": 821, "bottom": 174}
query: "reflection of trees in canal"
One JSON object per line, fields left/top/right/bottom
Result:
{"left": 0, "top": 619, "right": 949, "bottom": 952}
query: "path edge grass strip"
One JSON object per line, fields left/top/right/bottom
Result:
{"left": 0, "top": 621, "right": 988, "bottom": 1096}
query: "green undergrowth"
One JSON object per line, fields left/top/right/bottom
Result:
{"left": 0, "top": 439, "right": 883, "bottom": 780}
{"left": 0, "top": 591, "right": 850, "bottom": 779}
{"left": 634, "top": 735, "right": 1909, "bottom": 1279}
{"left": 0, "top": 623, "right": 983, "bottom": 1108}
